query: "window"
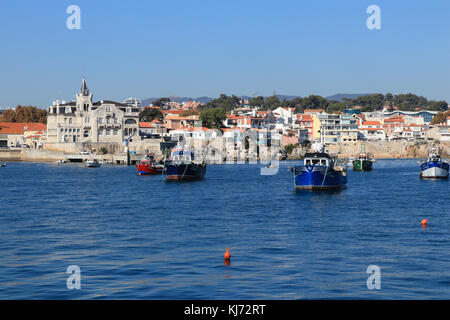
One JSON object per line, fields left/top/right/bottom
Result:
{"left": 106, "top": 129, "right": 111, "bottom": 135}
{"left": 107, "top": 117, "right": 111, "bottom": 124}
{"left": 99, "top": 129, "right": 103, "bottom": 135}
{"left": 125, "top": 119, "right": 137, "bottom": 124}
{"left": 98, "top": 118, "right": 103, "bottom": 124}
{"left": 106, "top": 107, "right": 110, "bottom": 112}
{"left": 69, "top": 118, "right": 72, "bottom": 124}
{"left": 85, "top": 117, "right": 90, "bottom": 124}
{"left": 114, "top": 118, "right": 118, "bottom": 124}
{"left": 113, "top": 129, "right": 118, "bottom": 135}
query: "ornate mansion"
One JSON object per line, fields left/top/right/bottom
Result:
{"left": 46, "top": 78, "right": 140, "bottom": 143}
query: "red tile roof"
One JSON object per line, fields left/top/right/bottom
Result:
{"left": 0, "top": 122, "right": 46, "bottom": 134}
{"left": 139, "top": 122, "right": 156, "bottom": 128}
{"left": 362, "top": 121, "right": 382, "bottom": 126}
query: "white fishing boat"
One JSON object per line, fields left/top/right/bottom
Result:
{"left": 418, "top": 148, "right": 449, "bottom": 179}
{"left": 0, "top": 162, "right": 6, "bottom": 167}
{"left": 85, "top": 157, "right": 101, "bottom": 168}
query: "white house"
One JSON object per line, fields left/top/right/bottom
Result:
{"left": 358, "top": 121, "right": 386, "bottom": 140}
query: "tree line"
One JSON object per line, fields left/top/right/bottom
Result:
{"left": 0, "top": 106, "right": 47, "bottom": 124}
{"left": 197, "top": 93, "right": 448, "bottom": 113}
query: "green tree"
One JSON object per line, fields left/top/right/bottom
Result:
{"left": 327, "top": 102, "right": 347, "bottom": 113}
{"left": 199, "top": 108, "right": 227, "bottom": 129}
{"left": 140, "top": 108, "right": 163, "bottom": 122}
{"left": 301, "top": 95, "right": 329, "bottom": 109}
{"left": 284, "top": 143, "right": 299, "bottom": 155}
{"left": 199, "top": 94, "right": 241, "bottom": 112}
{"left": 264, "top": 95, "right": 281, "bottom": 110}
{"left": 351, "top": 94, "right": 384, "bottom": 111}
{"left": 249, "top": 96, "right": 264, "bottom": 108}
{"left": 152, "top": 97, "right": 170, "bottom": 107}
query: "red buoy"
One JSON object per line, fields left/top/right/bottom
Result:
{"left": 224, "top": 248, "right": 231, "bottom": 260}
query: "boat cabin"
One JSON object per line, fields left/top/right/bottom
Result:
{"left": 303, "top": 153, "right": 334, "bottom": 167}
{"left": 358, "top": 154, "right": 369, "bottom": 160}
{"left": 427, "top": 153, "right": 441, "bottom": 162}
{"left": 171, "top": 148, "right": 194, "bottom": 163}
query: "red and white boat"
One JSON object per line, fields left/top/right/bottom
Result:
{"left": 136, "top": 155, "right": 164, "bottom": 176}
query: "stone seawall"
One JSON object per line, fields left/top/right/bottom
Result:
{"left": 329, "top": 140, "right": 450, "bottom": 159}
{"left": 286, "top": 140, "right": 450, "bottom": 160}
{"left": 0, "top": 149, "right": 67, "bottom": 162}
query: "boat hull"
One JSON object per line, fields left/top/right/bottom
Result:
{"left": 165, "top": 163, "right": 206, "bottom": 181}
{"left": 353, "top": 159, "right": 372, "bottom": 171}
{"left": 293, "top": 165, "right": 346, "bottom": 190}
{"left": 420, "top": 160, "right": 449, "bottom": 179}
{"left": 85, "top": 163, "right": 100, "bottom": 168}
{"left": 136, "top": 164, "right": 163, "bottom": 175}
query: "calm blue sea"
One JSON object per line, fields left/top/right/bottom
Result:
{"left": 0, "top": 159, "right": 449, "bottom": 299}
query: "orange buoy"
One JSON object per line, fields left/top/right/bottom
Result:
{"left": 421, "top": 219, "right": 428, "bottom": 226}
{"left": 224, "top": 248, "right": 231, "bottom": 260}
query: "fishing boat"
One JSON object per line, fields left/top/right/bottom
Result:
{"left": 292, "top": 145, "right": 347, "bottom": 191}
{"left": 419, "top": 148, "right": 449, "bottom": 179}
{"left": 136, "top": 154, "right": 164, "bottom": 176}
{"left": 352, "top": 154, "right": 373, "bottom": 171}
{"left": 0, "top": 162, "right": 6, "bottom": 167}
{"left": 164, "top": 146, "right": 206, "bottom": 181}
{"left": 85, "top": 157, "right": 101, "bottom": 168}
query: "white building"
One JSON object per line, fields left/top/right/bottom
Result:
{"left": 358, "top": 121, "right": 386, "bottom": 141}
{"left": 46, "top": 78, "right": 140, "bottom": 143}
{"left": 123, "top": 97, "right": 141, "bottom": 109}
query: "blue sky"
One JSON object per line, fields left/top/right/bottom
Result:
{"left": 0, "top": 0, "right": 449, "bottom": 107}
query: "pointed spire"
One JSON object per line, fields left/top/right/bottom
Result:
{"left": 80, "top": 77, "right": 89, "bottom": 96}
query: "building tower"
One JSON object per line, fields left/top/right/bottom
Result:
{"left": 76, "top": 77, "right": 93, "bottom": 112}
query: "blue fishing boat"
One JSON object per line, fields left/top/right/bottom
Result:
{"left": 419, "top": 148, "right": 449, "bottom": 179}
{"left": 292, "top": 151, "right": 347, "bottom": 191}
{"left": 165, "top": 146, "right": 206, "bottom": 181}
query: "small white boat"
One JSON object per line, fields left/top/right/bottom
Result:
{"left": 418, "top": 148, "right": 449, "bottom": 179}
{"left": 0, "top": 162, "right": 6, "bottom": 167}
{"left": 85, "top": 157, "right": 101, "bottom": 168}
{"left": 56, "top": 159, "right": 67, "bottom": 164}
{"left": 346, "top": 158, "right": 355, "bottom": 168}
